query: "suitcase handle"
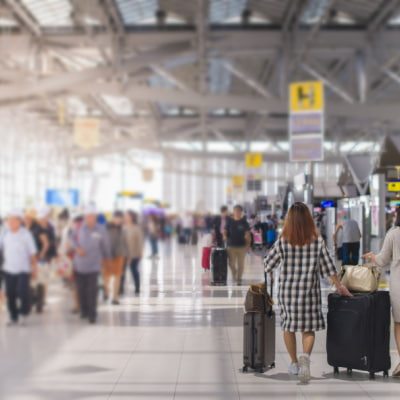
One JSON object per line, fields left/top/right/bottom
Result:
{"left": 264, "top": 272, "right": 274, "bottom": 317}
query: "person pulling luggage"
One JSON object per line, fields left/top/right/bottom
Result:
{"left": 363, "top": 207, "right": 400, "bottom": 377}
{"left": 264, "top": 202, "right": 351, "bottom": 383}
{"left": 70, "top": 205, "right": 111, "bottom": 324}
{"left": 223, "top": 205, "right": 251, "bottom": 285}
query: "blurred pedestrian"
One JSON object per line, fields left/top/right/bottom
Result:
{"left": 35, "top": 207, "right": 58, "bottom": 311}
{"left": 333, "top": 217, "right": 362, "bottom": 265}
{"left": 223, "top": 205, "right": 251, "bottom": 285}
{"left": 124, "top": 211, "right": 144, "bottom": 294}
{"left": 70, "top": 205, "right": 111, "bottom": 324}
{"left": 213, "top": 206, "right": 229, "bottom": 247}
{"left": 0, "top": 209, "right": 38, "bottom": 326}
{"left": 148, "top": 214, "right": 160, "bottom": 259}
{"left": 103, "top": 211, "right": 128, "bottom": 305}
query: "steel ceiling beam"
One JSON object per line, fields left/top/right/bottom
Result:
{"left": 301, "top": 62, "right": 355, "bottom": 103}
{"left": 222, "top": 61, "right": 272, "bottom": 98}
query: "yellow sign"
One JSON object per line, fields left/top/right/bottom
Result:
{"left": 245, "top": 152, "right": 263, "bottom": 168}
{"left": 74, "top": 118, "right": 100, "bottom": 149}
{"left": 119, "top": 191, "right": 143, "bottom": 198}
{"left": 290, "top": 81, "right": 324, "bottom": 112}
{"left": 232, "top": 175, "right": 244, "bottom": 187}
{"left": 388, "top": 182, "right": 400, "bottom": 192}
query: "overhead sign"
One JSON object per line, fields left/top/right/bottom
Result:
{"left": 245, "top": 152, "right": 263, "bottom": 168}
{"left": 388, "top": 182, "right": 400, "bottom": 192}
{"left": 74, "top": 118, "right": 100, "bottom": 149}
{"left": 142, "top": 169, "right": 154, "bottom": 182}
{"left": 118, "top": 191, "right": 143, "bottom": 198}
{"left": 46, "top": 189, "right": 79, "bottom": 207}
{"left": 289, "top": 81, "right": 324, "bottom": 162}
{"left": 232, "top": 175, "right": 244, "bottom": 188}
{"left": 290, "top": 81, "right": 324, "bottom": 112}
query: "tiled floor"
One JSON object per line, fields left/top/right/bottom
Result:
{"left": 0, "top": 240, "right": 399, "bottom": 399}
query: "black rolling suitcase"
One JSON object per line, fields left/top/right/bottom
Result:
{"left": 211, "top": 247, "right": 228, "bottom": 286}
{"left": 243, "top": 273, "right": 276, "bottom": 373}
{"left": 30, "top": 283, "right": 45, "bottom": 313}
{"left": 327, "top": 291, "right": 391, "bottom": 379}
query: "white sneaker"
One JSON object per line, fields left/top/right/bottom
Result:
{"left": 298, "top": 354, "right": 311, "bottom": 383}
{"left": 19, "top": 316, "right": 29, "bottom": 326}
{"left": 288, "top": 362, "right": 299, "bottom": 375}
{"left": 6, "top": 319, "right": 18, "bottom": 327}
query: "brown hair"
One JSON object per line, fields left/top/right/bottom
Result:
{"left": 281, "top": 202, "right": 319, "bottom": 246}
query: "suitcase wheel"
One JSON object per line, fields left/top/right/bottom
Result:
{"left": 242, "top": 366, "right": 248, "bottom": 373}
{"left": 270, "top": 362, "right": 276, "bottom": 369}
{"left": 346, "top": 368, "right": 352, "bottom": 376}
{"left": 334, "top": 367, "right": 339, "bottom": 376}
{"left": 257, "top": 367, "right": 265, "bottom": 373}
{"left": 369, "top": 372, "right": 375, "bottom": 380}
{"left": 383, "top": 370, "right": 389, "bottom": 378}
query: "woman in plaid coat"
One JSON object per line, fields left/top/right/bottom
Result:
{"left": 264, "top": 202, "right": 351, "bottom": 383}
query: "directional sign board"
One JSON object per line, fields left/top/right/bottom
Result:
{"left": 290, "top": 81, "right": 324, "bottom": 112}
{"left": 289, "top": 81, "right": 324, "bottom": 162}
{"left": 388, "top": 182, "right": 400, "bottom": 192}
{"left": 245, "top": 152, "right": 263, "bottom": 168}
{"left": 232, "top": 175, "right": 244, "bottom": 188}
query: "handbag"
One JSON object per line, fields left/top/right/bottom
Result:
{"left": 244, "top": 281, "right": 274, "bottom": 313}
{"left": 340, "top": 263, "right": 381, "bottom": 293}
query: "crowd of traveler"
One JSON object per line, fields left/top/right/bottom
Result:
{"left": 1, "top": 200, "right": 400, "bottom": 384}
{"left": 0, "top": 206, "right": 145, "bottom": 325}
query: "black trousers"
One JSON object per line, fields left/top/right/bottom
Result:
{"left": 5, "top": 272, "right": 31, "bottom": 321}
{"left": 129, "top": 258, "right": 141, "bottom": 292}
{"left": 342, "top": 242, "right": 360, "bottom": 266}
{"left": 75, "top": 272, "right": 98, "bottom": 321}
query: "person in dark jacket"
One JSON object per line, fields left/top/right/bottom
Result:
{"left": 212, "top": 206, "right": 229, "bottom": 247}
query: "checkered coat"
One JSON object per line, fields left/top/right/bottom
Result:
{"left": 264, "top": 235, "right": 337, "bottom": 332}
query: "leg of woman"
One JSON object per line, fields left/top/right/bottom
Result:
{"left": 302, "top": 331, "right": 315, "bottom": 355}
{"left": 130, "top": 258, "right": 141, "bottom": 293}
{"left": 283, "top": 331, "right": 298, "bottom": 363}
{"left": 395, "top": 323, "right": 400, "bottom": 356}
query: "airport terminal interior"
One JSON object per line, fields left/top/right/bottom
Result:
{"left": 1, "top": 0, "right": 400, "bottom": 399}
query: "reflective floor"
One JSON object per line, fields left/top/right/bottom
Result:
{"left": 0, "top": 240, "right": 399, "bottom": 399}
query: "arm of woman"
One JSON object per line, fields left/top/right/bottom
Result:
{"left": 319, "top": 238, "right": 352, "bottom": 297}
{"left": 363, "top": 230, "right": 393, "bottom": 266}
{"left": 39, "top": 233, "right": 49, "bottom": 261}
{"left": 264, "top": 241, "right": 281, "bottom": 273}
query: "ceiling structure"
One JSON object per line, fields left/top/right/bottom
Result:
{"left": 0, "top": 0, "right": 400, "bottom": 162}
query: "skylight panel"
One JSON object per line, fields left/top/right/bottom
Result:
{"left": 20, "top": 0, "right": 73, "bottom": 27}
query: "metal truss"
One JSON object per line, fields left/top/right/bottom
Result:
{"left": 0, "top": 0, "right": 399, "bottom": 163}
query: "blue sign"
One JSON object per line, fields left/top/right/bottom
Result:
{"left": 46, "top": 189, "right": 79, "bottom": 206}
{"left": 321, "top": 200, "right": 334, "bottom": 208}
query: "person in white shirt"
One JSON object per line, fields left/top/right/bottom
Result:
{"left": 0, "top": 209, "right": 38, "bottom": 325}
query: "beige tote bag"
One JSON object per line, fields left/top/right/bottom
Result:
{"left": 340, "top": 263, "right": 381, "bottom": 293}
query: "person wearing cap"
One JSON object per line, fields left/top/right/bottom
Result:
{"left": 34, "top": 207, "right": 58, "bottom": 311}
{"left": 103, "top": 211, "right": 128, "bottom": 305}
{"left": 70, "top": 205, "right": 111, "bottom": 324}
{"left": 223, "top": 205, "right": 251, "bottom": 285}
{"left": 0, "top": 209, "right": 38, "bottom": 325}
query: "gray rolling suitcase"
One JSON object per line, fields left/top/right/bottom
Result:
{"left": 242, "top": 273, "right": 276, "bottom": 373}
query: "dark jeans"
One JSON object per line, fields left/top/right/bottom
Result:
{"left": 130, "top": 258, "right": 141, "bottom": 293}
{"left": 75, "top": 272, "right": 98, "bottom": 321}
{"left": 5, "top": 272, "right": 31, "bottom": 322}
{"left": 119, "top": 260, "right": 127, "bottom": 295}
{"left": 342, "top": 242, "right": 360, "bottom": 265}
{"left": 149, "top": 236, "right": 158, "bottom": 256}
{"left": 183, "top": 228, "right": 192, "bottom": 244}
